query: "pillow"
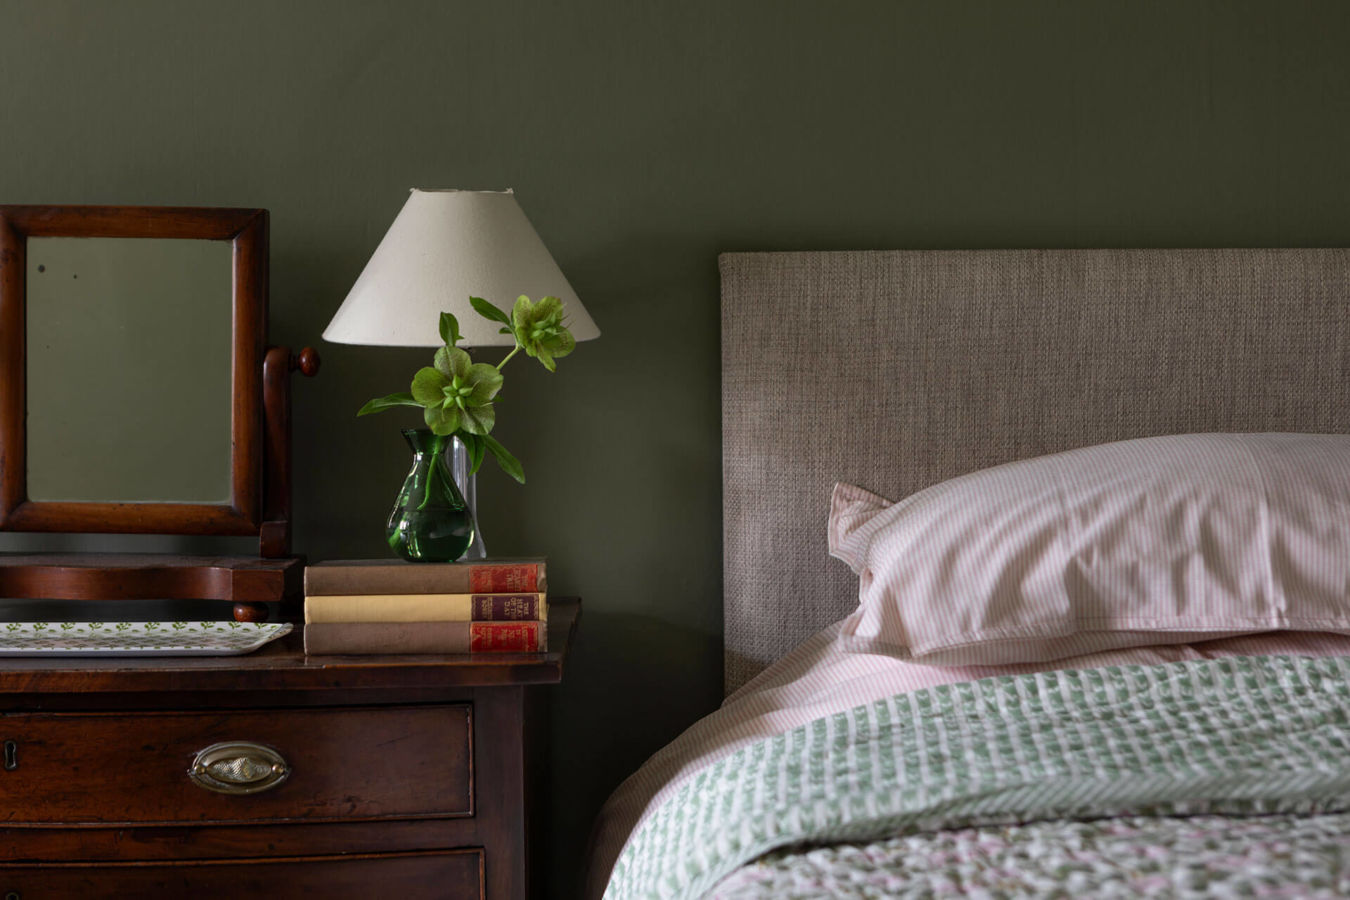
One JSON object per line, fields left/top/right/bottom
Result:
{"left": 828, "top": 433, "right": 1350, "bottom": 666}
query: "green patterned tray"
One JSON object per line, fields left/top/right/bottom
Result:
{"left": 0, "top": 621, "right": 292, "bottom": 657}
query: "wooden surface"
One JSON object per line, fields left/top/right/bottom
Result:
{"left": 0, "top": 205, "right": 268, "bottom": 537}
{"left": 1, "top": 850, "right": 485, "bottom": 900}
{"left": 0, "top": 599, "right": 579, "bottom": 694}
{"left": 261, "top": 346, "right": 321, "bottom": 559}
{"left": 0, "top": 213, "right": 23, "bottom": 525}
{"left": 3, "top": 706, "right": 472, "bottom": 824}
{"left": 0, "top": 204, "right": 314, "bottom": 620}
{"left": 0, "top": 553, "right": 302, "bottom": 602}
{"left": 0, "top": 205, "right": 266, "bottom": 240}
{"left": 0, "top": 599, "right": 579, "bottom": 900}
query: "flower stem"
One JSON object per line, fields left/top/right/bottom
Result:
{"left": 496, "top": 344, "right": 522, "bottom": 370}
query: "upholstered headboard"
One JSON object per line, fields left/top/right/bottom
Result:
{"left": 720, "top": 249, "right": 1350, "bottom": 694}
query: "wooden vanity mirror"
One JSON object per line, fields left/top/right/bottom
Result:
{"left": 0, "top": 206, "right": 318, "bottom": 620}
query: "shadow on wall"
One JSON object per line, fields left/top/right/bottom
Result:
{"left": 544, "top": 609, "right": 722, "bottom": 897}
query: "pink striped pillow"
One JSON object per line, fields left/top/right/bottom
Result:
{"left": 828, "top": 433, "right": 1350, "bottom": 666}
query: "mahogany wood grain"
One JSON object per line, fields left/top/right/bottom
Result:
{"left": 0, "top": 215, "right": 23, "bottom": 522}
{"left": 0, "top": 818, "right": 480, "bottom": 862}
{"left": 0, "top": 554, "right": 301, "bottom": 603}
{"left": 474, "top": 687, "right": 528, "bottom": 900}
{"left": 231, "top": 211, "right": 266, "bottom": 529}
{"left": 261, "top": 345, "right": 319, "bottom": 560}
{"left": 0, "top": 600, "right": 578, "bottom": 695}
{"left": 0, "top": 205, "right": 269, "bottom": 536}
{"left": 262, "top": 346, "right": 294, "bottom": 559}
{"left": 0, "top": 601, "right": 578, "bottom": 900}
{"left": 292, "top": 346, "right": 321, "bottom": 377}
{"left": 0, "top": 205, "right": 311, "bottom": 618}
{"left": 2, "top": 705, "right": 472, "bottom": 824}
{"left": 232, "top": 601, "right": 270, "bottom": 622}
{"left": 0, "top": 691, "right": 541, "bottom": 868}
{"left": 1, "top": 850, "right": 485, "bottom": 900}
{"left": 0, "top": 205, "right": 261, "bottom": 240}
{"left": 0, "top": 501, "right": 260, "bottom": 535}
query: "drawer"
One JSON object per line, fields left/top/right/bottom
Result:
{"left": 0, "top": 705, "right": 472, "bottom": 825}
{"left": 1, "top": 849, "right": 484, "bottom": 899}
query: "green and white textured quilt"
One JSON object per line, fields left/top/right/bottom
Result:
{"left": 709, "top": 812, "right": 1350, "bottom": 898}
{"left": 603, "top": 656, "right": 1350, "bottom": 899}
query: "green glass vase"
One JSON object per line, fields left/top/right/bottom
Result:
{"left": 386, "top": 428, "right": 475, "bottom": 562}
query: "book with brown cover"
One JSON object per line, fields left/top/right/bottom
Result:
{"left": 303, "top": 620, "right": 546, "bottom": 655}
{"left": 304, "top": 558, "right": 546, "bottom": 596}
{"left": 303, "top": 592, "right": 544, "bottom": 624}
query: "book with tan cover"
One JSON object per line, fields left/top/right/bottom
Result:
{"left": 303, "top": 592, "right": 544, "bottom": 624}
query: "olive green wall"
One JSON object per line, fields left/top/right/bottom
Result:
{"left": 3, "top": 1, "right": 1349, "bottom": 893}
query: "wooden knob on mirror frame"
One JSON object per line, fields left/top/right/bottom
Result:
{"left": 291, "top": 347, "right": 320, "bottom": 377}
{"left": 233, "top": 602, "right": 269, "bottom": 623}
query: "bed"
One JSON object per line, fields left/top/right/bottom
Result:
{"left": 587, "top": 249, "right": 1350, "bottom": 898}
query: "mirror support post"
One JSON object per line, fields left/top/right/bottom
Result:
{"left": 261, "top": 346, "right": 319, "bottom": 559}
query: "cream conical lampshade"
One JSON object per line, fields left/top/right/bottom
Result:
{"left": 324, "top": 189, "right": 600, "bottom": 347}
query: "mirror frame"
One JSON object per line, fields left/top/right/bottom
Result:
{"left": 0, "top": 205, "right": 267, "bottom": 536}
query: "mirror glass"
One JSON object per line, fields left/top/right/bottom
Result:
{"left": 25, "top": 237, "right": 233, "bottom": 503}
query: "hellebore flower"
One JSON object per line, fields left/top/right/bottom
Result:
{"left": 512, "top": 295, "right": 576, "bottom": 372}
{"left": 409, "top": 346, "right": 503, "bottom": 436}
{"left": 358, "top": 300, "right": 579, "bottom": 486}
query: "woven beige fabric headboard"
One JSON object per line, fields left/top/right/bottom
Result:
{"left": 720, "top": 249, "right": 1350, "bottom": 695}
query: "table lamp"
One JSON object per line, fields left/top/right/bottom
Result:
{"left": 324, "top": 188, "right": 600, "bottom": 559}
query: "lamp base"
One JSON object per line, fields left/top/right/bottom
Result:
{"left": 450, "top": 435, "right": 486, "bottom": 560}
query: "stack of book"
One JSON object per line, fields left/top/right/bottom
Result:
{"left": 302, "top": 558, "right": 548, "bottom": 655}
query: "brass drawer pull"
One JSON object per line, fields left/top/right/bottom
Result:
{"left": 188, "top": 741, "right": 290, "bottom": 795}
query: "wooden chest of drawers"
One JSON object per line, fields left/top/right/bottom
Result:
{"left": 0, "top": 599, "right": 579, "bottom": 900}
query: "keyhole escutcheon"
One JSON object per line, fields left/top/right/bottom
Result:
{"left": 3, "top": 740, "right": 16, "bottom": 770}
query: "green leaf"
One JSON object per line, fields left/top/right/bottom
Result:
{"left": 411, "top": 367, "right": 450, "bottom": 406}
{"left": 470, "top": 296, "right": 513, "bottom": 327}
{"left": 483, "top": 434, "right": 525, "bottom": 484}
{"left": 357, "top": 392, "right": 420, "bottom": 416}
{"left": 458, "top": 432, "right": 486, "bottom": 475}
{"left": 424, "top": 403, "right": 461, "bottom": 435}
{"left": 439, "top": 312, "right": 463, "bottom": 347}
{"left": 469, "top": 433, "right": 486, "bottom": 473}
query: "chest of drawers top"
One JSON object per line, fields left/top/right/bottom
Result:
{"left": 0, "top": 598, "right": 578, "bottom": 699}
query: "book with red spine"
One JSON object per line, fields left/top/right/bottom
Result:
{"left": 303, "top": 592, "right": 544, "bottom": 623}
{"left": 303, "top": 620, "right": 546, "bottom": 655}
{"left": 304, "top": 558, "right": 546, "bottom": 596}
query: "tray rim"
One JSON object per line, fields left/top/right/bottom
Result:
{"left": 0, "top": 620, "right": 293, "bottom": 657}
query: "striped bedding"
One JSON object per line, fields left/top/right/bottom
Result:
{"left": 586, "top": 628, "right": 1350, "bottom": 899}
